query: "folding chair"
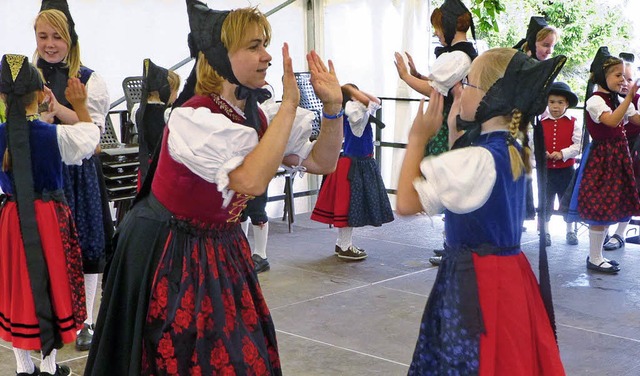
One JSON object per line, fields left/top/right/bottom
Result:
{"left": 121, "top": 76, "right": 144, "bottom": 144}
{"left": 99, "top": 114, "right": 139, "bottom": 225}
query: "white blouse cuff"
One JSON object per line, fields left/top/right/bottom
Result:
{"left": 413, "top": 177, "right": 445, "bottom": 215}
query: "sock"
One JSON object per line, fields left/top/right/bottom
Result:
{"left": 13, "top": 348, "right": 35, "bottom": 374}
{"left": 40, "top": 349, "right": 56, "bottom": 375}
{"left": 614, "top": 222, "right": 628, "bottom": 238}
{"left": 241, "top": 220, "right": 250, "bottom": 237}
{"left": 566, "top": 222, "right": 573, "bottom": 234}
{"left": 252, "top": 222, "right": 269, "bottom": 259}
{"left": 83, "top": 273, "right": 98, "bottom": 328}
{"left": 544, "top": 221, "right": 549, "bottom": 233}
{"left": 336, "top": 227, "right": 353, "bottom": 250}
{"left": 589, "top": 228, "right": 608, "bottom": 266}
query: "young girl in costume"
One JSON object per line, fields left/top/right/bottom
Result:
{"left": 0, "top": 55, "right": 99, "bottom": 376}
{"left": 85, "top": 2, "right": 344, "bottom": 375}
{"left": 397, "top": 48, "right": 567, "bottom": 375}
{"left": 567, "top": 47, "right": 640, "bottom": 273}
{"left": 394, "top": 0, "right": 478, "bottom": 265}
{"left": 602, "top": 56, "right": 640, "bottom": 250}
{"left": 34, "top": 0, "right": 110, "bottom": 351}
{"left": 311, "top": 83, "right": 393, "bottom": 260}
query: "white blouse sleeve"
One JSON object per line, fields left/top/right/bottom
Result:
{"left": 167, "top": 107, "right": 259, "bottom": 193}
{"left": 345, "top": 100, "right": 381, "bottom": 137}
{"left": 586, "top": 95, "right": 611, "bottom": 123}
{"left": 412, "top": 147, "right": 496, "bottom": 216}
{"left": 56, "top": 122, "right": 101, "bottom": 165}
{"left": 85, "top": 72, "right": 110, "bottom": 133}
{"left": 283, "top": 107, "right": 316, "bottom": 162}
{"left": 562, "top": 117, "right": 582, "bottom": 161}
{"left": 427, "top": 51, "right": 472, "bottom": 96}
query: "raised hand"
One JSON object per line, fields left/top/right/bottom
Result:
{"left": 394, "top": 52, "right": 410, "bottom": 80}
{"left": 410, "top": 93, "right": 444, "bottom": 144}
{"left": 64, "top": 78, "right": 87, "bottom": 109}
{"left": 306, "top": 50, "right": 341, "bottom": 111}
{"left": 280, "top": 43, "right": 300, "bottom": 110}
{"left": 64, "top": 78, "right": 92, "bottom": 123}
{"left": 405, "top": 51, "right": 421, "bottom": 79}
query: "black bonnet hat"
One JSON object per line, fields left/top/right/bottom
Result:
{"left": 475, "top": 50, "right": 566, "bottom": 125}
{"left": 439, "top": 0, "right": 476, "bottom": 46}
{"left": 186, "top": 0, "right": 236, "bottom": 85}
{"left": 590, "top": 46, "right": 619, "bottom": 92}
{"left": 1, "top": 54, "right": 58, "bottom": 357}
{"left": 513, "top": 16, "right": 547, "bottom": 60}
{"left": 184, "top": 0, "right": 271, "bottom": 132}
{"left": 143, "top": 59, "right": 171, "bottom": 104}
{"left": 619, "top": 52, "right": 635, "bottom": 63}
{"left": 40, "top": 0, "right": 78, "bottom": 47}
{"left": 135, "top": 58, "right": 171, "bottom": 136}
{"left": 548, "top": 81, "right": 578, "bottom": 108}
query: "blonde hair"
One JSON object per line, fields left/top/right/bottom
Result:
{"left": 472, "top": 48, "right": 531, "bottom": 180}
{"left": 522, "top": 26, "right": 560, "bottom": 54}
{"left": 194, "top": 7, "right": 271, "bottom": 96}
{"left": 34, "top": 9, "right": 82, "bottom": 78}
{"left": 167, "top": 70, "right": 181, "bottom": 93}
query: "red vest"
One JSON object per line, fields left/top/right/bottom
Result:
{"left": 586, "top": 92, "right": 626, "bottom": 141}
{"left": 151, "top": 95, "right": 266, "bottom": 223}
{"left": 542, "top": 115, "right": 577, "bottom": 169}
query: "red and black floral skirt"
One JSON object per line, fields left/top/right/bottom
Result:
{"left": 0, "top": 200, "right": 86, "bottom": 350}
{"left": 86, "top": 194, "right": 281, "bottom": 376}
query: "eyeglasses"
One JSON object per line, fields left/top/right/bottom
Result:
{"left": 461, "top": 77, "right": 485, "bottom": 91}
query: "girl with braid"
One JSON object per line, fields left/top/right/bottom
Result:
{"left": 397, "top": 48, "right": 566, "bottom": 375}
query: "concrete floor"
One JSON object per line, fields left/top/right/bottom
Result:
{"left": 1, "top": 213, "right": 640, "bottom": 375}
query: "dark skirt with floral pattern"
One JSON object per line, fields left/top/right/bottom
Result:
{"left": 63, "top": 155, "right": 109, "bottom": 273}
{"left": 0, "top": 199, "right": 86, "bottom": 350}
{"left": 85, "top": 194, "right": 281, "bottom": 376}
{"left": 568, "top": 138, "right": 640, "bottom": 224}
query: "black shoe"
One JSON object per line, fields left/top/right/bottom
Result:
{"left": 586, "top": 256, "right": 620, "bottom": 274}
{"left": 252, "top": 254, "right": 270, "bottom": 273}
{"left": 429, "top": 256, "right": 442, "bottom": 266}
{"left": 16, "top": 366, "right": 39, "bottom": 376}
{"left": 39, "top": 365, "right": 71, "bottom": 376}
{"left": 603, "top": 234, "right": 625, "bottom": 251}
{"left": 433, "top": 248, "right": 444, "bottom": 257}
{"left": 75, "top": 323, "right": 94, "bottom": 351}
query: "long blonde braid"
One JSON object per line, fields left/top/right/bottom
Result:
{"left": 507, "top": 110, "right": 529, "bottom": 180}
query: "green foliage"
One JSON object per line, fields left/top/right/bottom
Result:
{"left": 461, "top": 0, "right": 634, "bottom": 103}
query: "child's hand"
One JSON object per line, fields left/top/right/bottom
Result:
{"left": 394, "top": 52, "right": 410, "bottom": 80}
{"left": 64, "top": 78, "right": 87, "bottom": 109}
{"left": 628, "top": 80, "right": 640, "bottom": 98}
{"left": 405, "top": 52, "right": 421, "bottom": 79}
{"left": 280, "top": 43, "right": 300, "bottom": 111}
{"left": 39, "top": 86, "right": 58, "bottom": 123}
{"left": 409, "top": 93, "right": 444, "bottom": 144}
{"left": 306, "top": 50, "right": 341, "bottom": 113}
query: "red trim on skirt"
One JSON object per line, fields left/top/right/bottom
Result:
{"left": 0, "top": 200, "right": 86, "bottom": 350}
{"left": 311, "top": 156, "right": 351, "bottom": 227}
{"left": 473, "top": 252, "right": 565, "bottom": 375}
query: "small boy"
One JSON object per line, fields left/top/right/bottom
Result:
{"left": 541, "top": 81, "right": 581, "bottom": 245}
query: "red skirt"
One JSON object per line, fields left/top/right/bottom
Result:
{"left": 311, "top": 156, "right": 351, "bottom": 227}
{"left": 474, "top": 252, "right": 565, "bottom": 375}
{"left": 0, "top": 200, "right": 86, "bottom": 350}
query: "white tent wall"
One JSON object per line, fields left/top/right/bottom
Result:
{"left": 0, "top": 0, "right": 433, "bottom": 217}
